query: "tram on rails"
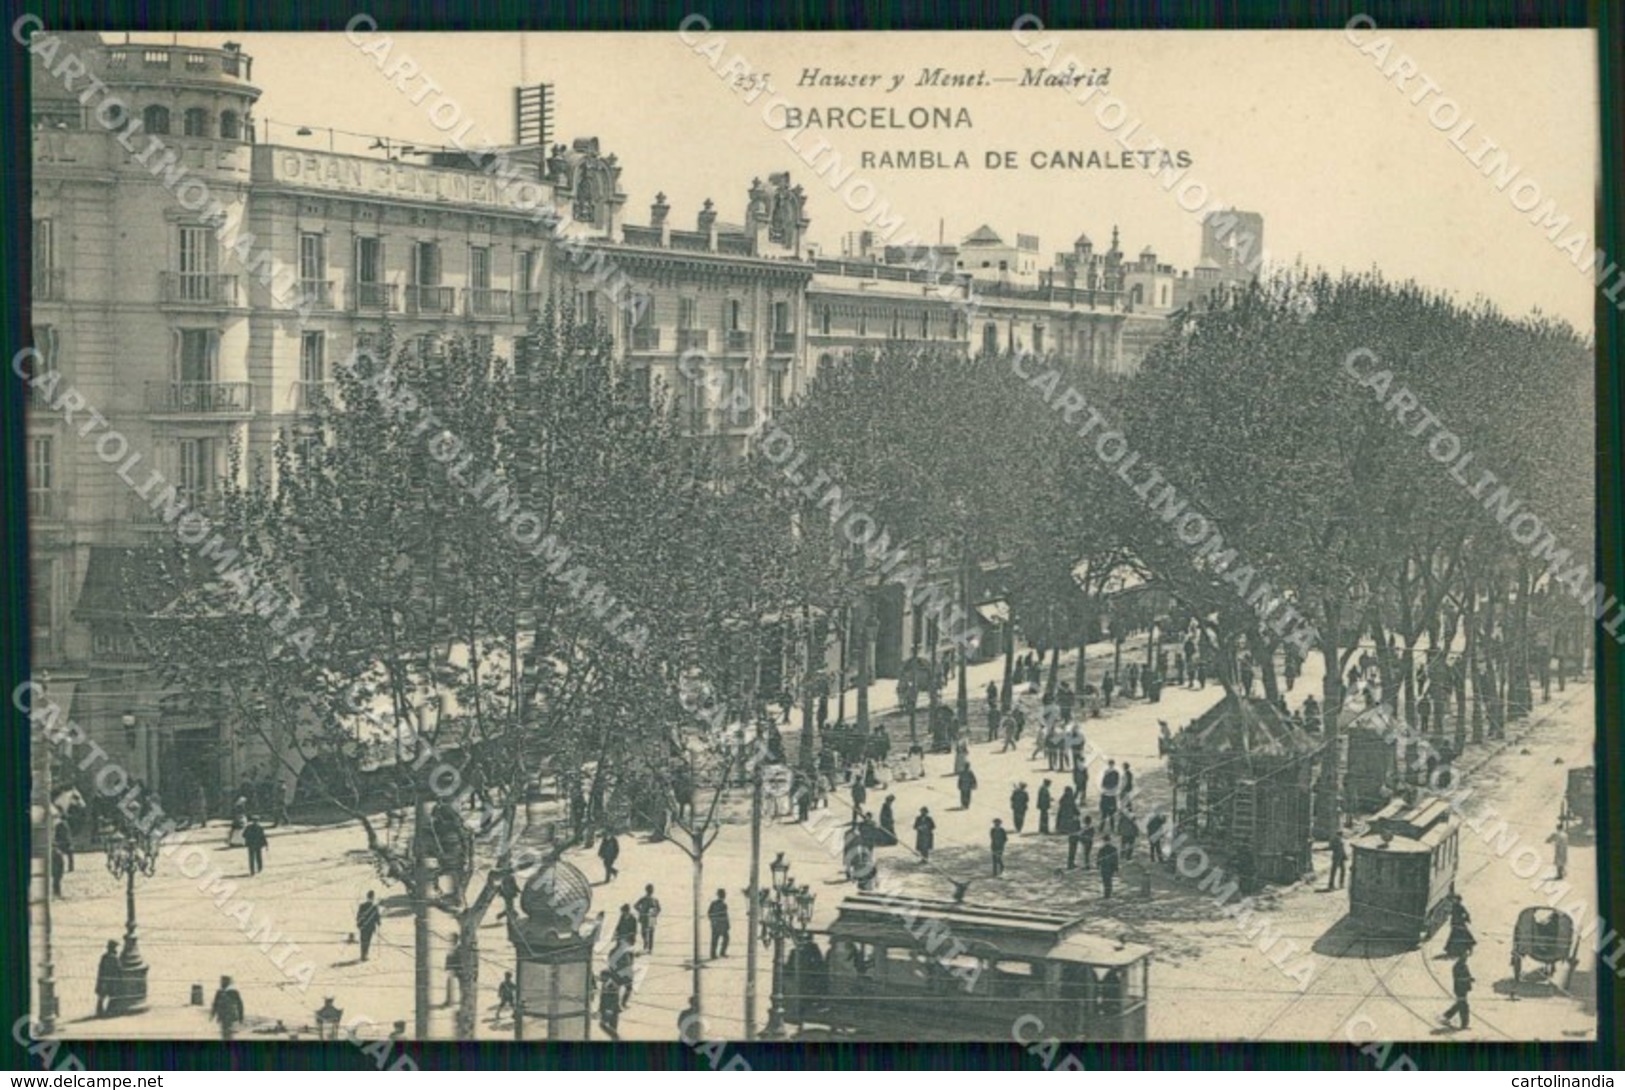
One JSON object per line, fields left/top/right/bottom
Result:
{"left": 1347, "top": 796, "right": 1461, "bottom": 942}
{"left": 781, "top": 894, "right": 1152, "bottom": 1041}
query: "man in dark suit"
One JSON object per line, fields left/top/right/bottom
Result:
{"left": 1098, "top": 837, "right": 1120, "bottom": 899}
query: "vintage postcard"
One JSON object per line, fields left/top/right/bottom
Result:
{"left": 21, "top": 24, "right": 1601, "bottom": 1050}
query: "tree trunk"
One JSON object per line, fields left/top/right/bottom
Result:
{"left": 1002, "top": 628, "right": 1016, "bottom": 711}
{"left": 1112, "top": 635, "right": 1123, "bottom": 682}
{"left": 1045, "top": 645, "right": 1061, "bottom": 702}
{"left": 690, "top": 846, "right": 704, "bottom": 1022}
{"left": 836, "top": 607, "right": 850, "bottom": 725}
{"left": 745, "top": 773, "right": 761, "bottom": 1040}
{"left": 909, "top": 605, "right": 923, "bottom": 741}
{"left": 802, "top": 605, "right": 820, "bottom": 771}
{"left": 413, "top": 792, "right": 431, "bottom": 1039}
{"left": 1319, "top": 602, "right": 1346, "bottom": 828}
{"left": 955, "top": 554, "right": 970, "bottom": 729}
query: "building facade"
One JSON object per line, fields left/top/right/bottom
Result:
{"left": 28, "top": 33, "right": 1261, "bottom": 803}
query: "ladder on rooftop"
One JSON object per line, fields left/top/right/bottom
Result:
{"left": 1232, "top": 779, "right": 1258, "bottom": 848}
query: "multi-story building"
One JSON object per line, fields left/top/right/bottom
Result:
{"left": 27, "top": 32, "right": 1262, "bottom": 802}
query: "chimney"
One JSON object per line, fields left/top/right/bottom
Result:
{"left": 650, "top": 192, "right": 669, "bottom": 228}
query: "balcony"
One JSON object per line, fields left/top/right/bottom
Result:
{"left": 465, "top": 287, "right": 512, "bottom": 319}
{"left": 160, "top": 272, "right": 241, "bottom": 308}
{"left": 725, "top": 329, "right": 751, "bottom": 353}
{"left": 292, "top": 381, "right": 336, "bottom": 413}
{"left": 517, "top": 291, "right": 545, "bottom": 317}
{"left": 34, "top": 269, "right": 66, "bottom": 302}
{"left": 772, "top": 331, "right": 797, "bottom": 353}
{"left": 350, "top": 282, "right": 398, "bottom": 312}
{"left": 677, "top": 329, "right": 710, "bottom": 353}
{"left": 103, "top": 45, "right": 254, "bottom": 84}
{"left": 406, "top": 285, "right": 456, "bottom": 315}
{"left": 145, "top": 380, "right": 253, "bottom": 416}
{"left": 629, "top": 328, "right": 661, "bottom": 352}
{"left": 298, "top": 280, "right": 334, "bottom": 310}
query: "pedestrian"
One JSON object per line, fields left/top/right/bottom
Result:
{"left": 356, "top": 891, "right": 382, "bottom": 961}
{"left": 878, "top": 795, "right": 897, "bottom": 846}
{"left": 986, "top": 680, "right": 999, "bottom": 714}
{"left": 1102, "top": 672, "right": 1115, "bottom": 707}
{"left": 635, "top": 884, "right": 662, "bottom": 953}
{"left": 95, "top": 940, "right": 120, "bottom": 1017}
{"left": 1327, "top": 829, "right": 1348, "bottom": 890}
{"left": 1078, "top": 817, "right": 1096, "bottom": 870}
{"left": 444, "top": 939, "right": 465, "bottom": 1008}
{"left": 953, "top": 737, "right": 970, "bottom": 777}
{"left": 1240, "top": 661, "right": 1254, "bottom": 696}
{"left": 1073, "top": 759, "right": 1089, "bottom": 807}
{"left": 51, "top": 843, "right": 66, "bottom": 897}
{"left": 678, "top": 996, "right": 702, "bottom": 1044}
{"left": 1010, "top": 783, "right": 1030, "bottom": 833}
{"left": 228, "top": 795, "right": 247, "bottom": 848}
{"left": 914, "top": 807, "right": 936, "bottom": 861}
{"left": 495, "top": 971, "right": 515, "bottom": 1022}
{"left": 597, "top": 831, "right": 620, "bottom": 883}
{"left": 1120, "top": 814, "right": 1138, "bottom": 859}
{"left": 1058, "top": 786, "right": 1080, "bottom": 849}
{"left": 990, "top": 819, "right": 1008, "bottom": 877}
{"left": 1121, "top": 763, "right": 1135, "bottom": 812}
{"left": 1440, "top": 953, "right": 1474, "bottom": 1029}
{"left": 1443, "top": 893, "right": 1475, "bottom": 958}
{"left": 1147, "top": 813, "right": 1167, "bottom": 863}
{"left": 210, "top": 975, "right": 244, "bottom": 1040}
{"left": 1551, "top": 823, "right": 1569, "bottom": 880}
{"left": 1066, "top": 721, "right": 1084, "bottom": 770}
{"left": 1175, "top": 652, "right": 1186, "bottom": 686}
{"left": 243, "top": 816, "right": 268, "bottom": 876}
{"left": 851, "top": 776, "right": 867, "bottom": 816}
{"left": 1058, "top": 682, "right": 1075, "bottom": 723}
{"left": 1037, "top": 780, "right": 1053, "bottom": 835}
{"left": 614, "top": 904, "right": 639, "bottom": 950}
{"left": 1127, "top": 664, "right": 1140, "bottom": 699}
{"left": 1100, "top": 760, "right": 1121, "bottom": 833}
{"left": 707, "top": 889, "right": 730, "bottom": 959}
{"left": 1098, "top": 837, "right": 1120, "bottom": 899}
{"left": 1000, "top": 710, "right": 1019, "bottom": 752}
{"left": 597, "top": 969, "right": 622, "bottom": 1039}
{"left": 54, "top": 815, "right": 74, "bottom": 872}
{"left": 957, "top": 764, "right": 978, "bottom": 810}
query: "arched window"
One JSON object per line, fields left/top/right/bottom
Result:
{"left": 1131, "top": 284, "right": 1144, "bottom": 306}
{"left": 183, "top": 107, "right": 210, "bottom": 137}
{"left": 982, "top": 323, "right": 999, "bottom": 357}
{"left": 143, "top": 105, "right": 170, "bottom": 134}
{"left": 219, "top": 109, "right": 240, "bottom": 140}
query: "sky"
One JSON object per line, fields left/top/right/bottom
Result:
{"left": 137, "top": 28, "right": 1600, "bottom": 331}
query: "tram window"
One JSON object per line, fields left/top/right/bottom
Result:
{"left": 1123, "top": 962, "right": 1147, "bottom": 1006}
{"left": 991, "top": 960, "right": 1043, "bottom": 1002}
{"left": 941, "top": 953, "right": 984, "bottom": 993}
{"left": 884, "top": 947, "right": 932, "bottom": 988}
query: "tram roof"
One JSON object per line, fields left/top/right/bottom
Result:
{"left": 1351, "top": 795, "right": 1459, "bottom": 852}
{"left": 828, "top": 895, "right": 1151, "bottom": 965}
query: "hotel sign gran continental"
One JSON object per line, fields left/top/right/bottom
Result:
{"left": 263, "top": 147, "right": 550, "bottom": 213}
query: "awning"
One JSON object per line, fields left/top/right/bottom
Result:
{"left": 975, "top": 601, "right": 1010, "bottom": 626}
{"left": 72, "top": 546, "right": 177, "bottom": 621}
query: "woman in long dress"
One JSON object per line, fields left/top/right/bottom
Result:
{"left": 913, "top": 807, "right": 936, "bottom": 862}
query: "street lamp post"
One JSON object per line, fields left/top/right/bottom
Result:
{"left": 104, "top": 827, "right": 158, "bottom": 1014}
{"left": 760, "top": 852, "right": 815, "bottom": 1039}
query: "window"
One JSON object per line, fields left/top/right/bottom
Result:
{"left": 512, "top": 334, "right": 532, "bottom": 380}
{"left": 357, "top": 237, "right": 384, "bottom": 283}
{"left": 1034, "top": 326, "right": 1044, "bottom": 354}
{"left": 575, "top": 290, "right": 598, "bottom": 328}
{"left": 183, "top": 107, "right": 210, "bottom": 137}
{"left": 143, "top": 105, "right": 171, "bottom": 134}
{"left": 219, "top": 110, "right": 240, "bottom": 140}
{"left": 472, "top": 334, "right": 494, "bottom": 361}
{"left": 470, "top": 245, "right": 491, "bottom": 289}
{"left": 299, "top": 232, "right": 326, "bottom": 282}
{"left": 950, "top": 312, "right": 961, "bottom": 340}
{"left": 678, "top": 297, "right": 698, "bottom": 330}
{"left": 33, "top": 218, "right": 54, "bottom": 285}
{"left": 727, "top": 299, "right": 742, "bottom": 330}
{"left": 1159, "top": 283, "right": 1170, "bottom": 307}
{"left": 177, "top": 438, "right": 218, "bottom": 506}
{"left": 413, "top": 241, "right": 441, "bottom": 285}
{"left": 300, "top": 331, "right": 326, "bottom": 385}
{"left": 1131, "top": 284, "right": 1144, "bottom": 306}
{"left": 890, "top": 309, "right": 901, "bottom": 338}
{"left": 998, "top": 260, "right": 1008, "bottom": 272}
{"left": 31, "top": 559, "right": 54, "bottom": 653}
{"left": 769, "top": 366, "right": 786, "bottom": 410}
{"left": 858, "top": 310, "right": 867, "bottom": 336}
{"left": 178, "top": 225, "right": 217, "bottom": 300}
{"left": 515, "top": 250, "right": 535, "bottom": 292}
{"left": 28, "top": 436, "right": 53, "bottom": 518}
{"left": 722, "top": 368, "right": 753, "bottom": 427}
{"left": 921, "top": 310, "right": 930, "bottom": 338}
{"left": 681, "top": 366, "right": 707, "bottom": 433}
{"left": 27, "top": 325, "right": 59, "bottom": 378}
{"left": 982, "top": 323, "right": 999, "bottom": 356}
{"left": 175, "top": 329, "right": 218, "bottom": 383}
{"left": 772, "top": 301, "right": 791, "bottom": 334}
{"left": 820, "top": 305, "right": 831, "bottom": 335}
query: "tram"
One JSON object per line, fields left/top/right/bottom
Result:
{"left": 782, "top": 894, "right": 1152, "bottom": 1041}
{"left": 1347, "top": 796, "right": 1461, "bottom": 942}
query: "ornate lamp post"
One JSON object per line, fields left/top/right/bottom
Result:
{"left": 760, "top": 853, "right": 815, "bottom": 1038}
{"left": 103, "top": 826, "right": 159, "bottom": 1014}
